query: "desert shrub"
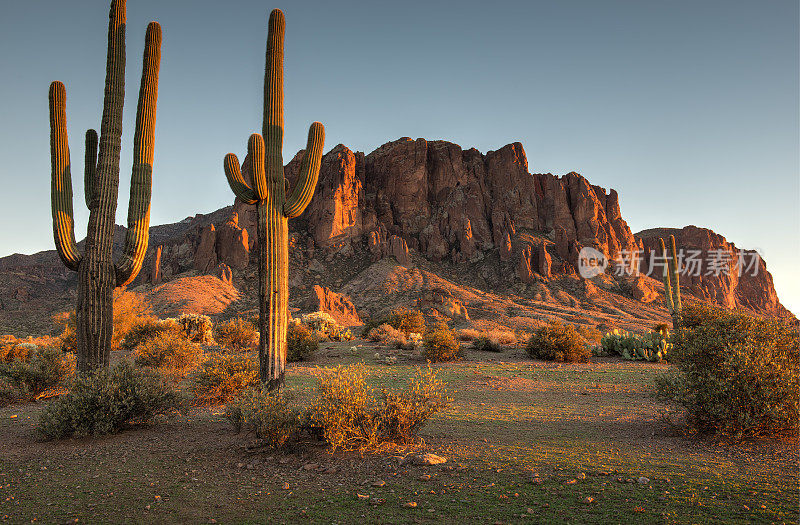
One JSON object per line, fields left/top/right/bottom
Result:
{"left": 305, "top": 363, "right": 449, "bottom": 452}
{"left": 361, "top": 318, "right": 383, "bottom": 339}
{"left": 52, "top": 311, "right": 77, "bottom": 353}
{"left": 526, "top": 321, "right": 590, "bottom": 363}
{"left": 374, "top": 366, "right": 450, "bottom": 445}
{"left": 386, "top": 307, "right": 426, "bottom": 335}
{"left": 423, "top": 322, "right": 461, "bottom": 362}
{"left": 38, "top": 361, "right": 178, "bottom": 439}
{"left": 120, "top": 318, "right": 182, "bottom": 352}
{"left": 176, "top": 314, "right": 215, "bottom": 345}
{"left": 302, "top": 312, "right": 354, "bottom": 341}
{"left": 112, "top": 290, "right": 155, "bottom": 351}
{"left": 457, "top": 328, "right": 481, "bottom": 341}
{"left": 472, "top": 336, "right": 501, "bottom": 352}
{"left": 367, "top": 324, "right": 408, "bottom": 347}
{"left": 189, "top": 352, "right": 259, "bottom": 405}
{"left": 226, "top": 387, "right": 299, "bottom": 449}
{"left": 487, "top": 329, "right": 517, "bottom": 346}
{"left": 0, "top": 377, "right": 16, "bottom": 406}
{"left": 214, "top": 318, "right": 258, "bottom": 352}
{"left": 655, "top": 306, "right": 799, "bottom": 436}
{"left": 576, "top": 325, "right": 602, "bottom": 345}
{"left": 133, "top": 332, "right": 203, "bottom": 378}
{"left": 0, "top": 347, "right": 71, "bottom": 399}
{"left": 287, "top": 323, "right": 318, "bottom": 362}
{"left": 0, "top": 337, "right": 34, "bottom": 363}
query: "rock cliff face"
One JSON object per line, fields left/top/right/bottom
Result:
{"left": 0, "top": 138, "right": 790, "bottom": 335}
{"left": 289, "top": 138, "right": 640, "bottom": 270}
{"left": 637, "top": 226, "right": 789, "bottom": 317}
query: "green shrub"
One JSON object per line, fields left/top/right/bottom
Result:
{"left": 472, "top": 336, "right": 501, "bottom": 352}
{"left": 38, "top": 361, "right": 178, "bottom": 439}
{"left": 119, "top": 318, "right": 181, "bottom": 352}
{"left": 287, "top": 323, "right": 318, "bottom": 362}
{"left": 526, "top": 321, "right": 589, "bottom": 363}
{"left": 655, "top": 306, "right": 798, "bottom": 436}
{"left": 386, "top": 307, "right": 426, "bottom": 335}
{"left": 305, "top": 363, "right": 449, "bottom": 452}
{"left": 214, "top": 318, "right": 258, "bottom": 352}
{"left": 423, "top": 322, "right": 461, "bottom": 362}
{"left": 133, "top": 332, "right": 203, "bottom": 376}
{"left": 189, "top": 352, "right": 259, "bottom": 405}
{"left": 0, "top": 347, "right": 72, "bottom": 399}
{"left": 226, "top": 387, "right": 299, "bottom": 449}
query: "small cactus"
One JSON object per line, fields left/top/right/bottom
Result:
{"left": 49, "top": 0, "right": 161, "bottom": 372}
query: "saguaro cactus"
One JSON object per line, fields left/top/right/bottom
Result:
{"left": 224, "top": 9, "right": 325, "bottom": 389}
{"left": 49, "top": 0, "right": 161, "bottom": 372}
{"left": 659, "top": 235, "right": 682, "bottom": 326}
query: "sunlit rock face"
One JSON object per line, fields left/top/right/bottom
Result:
{"left": 637, "top": 226, "right": 789, "bottom": 317}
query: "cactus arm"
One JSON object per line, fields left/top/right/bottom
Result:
{"left": 115, "top": 21, "right": 162, "bottom": 287}
{"left": 284, "top": 122, "right": 324, "bottom": 218}
{"left": 263, "top": 9, "right": 285, "bottom": 189}
{"left": 84, "top": 130, "right": 98, "bottom": 208}
{"left": 48, "top": 81, "right": 82, "bottom": 271}
{"left": 659, "top": 237, "right": 674, "bottom": 314}
{"left": 224, "top": 153, "right": 258, "bottom": 204}
{"left": 248, "top": 134, "right": 268, "bottom": 201}
{"left": 669, "top": 235, "right": 682, "bottom": 313}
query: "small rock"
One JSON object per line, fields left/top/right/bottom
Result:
{"left": 638, "top": 477, "right": 650, "bottom": 485}
{"left": 404, "top": 501, "right": 418, "bottom": 508}
{"left": 357, "top": 494, "right": 370, "bottom": 500}
{"left": 372, "top": 480, "right": 386, "bottom": 487}
{"left": 303, "top": 463, "right": 319, "bottom": 471}
{"left": 584, "top": 497, "right": 594, "bottom": 504}
{"left": 564, "top": 479, "right": 577, "bottom": 485}
{"left": 236, "top": 463, "right": 245, "bottom": 469}
{"left": 282, "top": 482, "right": 291, "bottom": 490}
{"left": 577, "top": 473, "right": 586, "bottom": 479}
{"left": 279, "top": 457, "right": 291, "bottom": 464}
{"left": 413, "top": 453, "right": 447, "bottom": 466}
{"left": 419, "top": 474, "right": 431, "bottom": 481}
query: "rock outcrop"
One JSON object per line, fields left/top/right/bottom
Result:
{"left": 637, "top": 226, "right": 789, "bottom": 316}
{"left": 305, "top": 285, "right": 362, "bottom": 326}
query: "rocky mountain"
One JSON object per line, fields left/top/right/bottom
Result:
{"left": 0, "top": 138, "right": 791, "bottom": 335}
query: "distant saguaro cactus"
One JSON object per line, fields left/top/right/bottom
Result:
{"left": 223, "top": 9, "right": 324, "bottom": 389}
{"left": 49, "top": 0, "right": 161, "bottom": 372}
{"left": 659, "top": 235, "right": 682, "bottom": 326}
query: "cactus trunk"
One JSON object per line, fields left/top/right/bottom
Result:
{"left": 223, "top": 9, "right": 324, "bottom": 388}
{"left": 660, "top": 235, "right": 682, "bottom": 328}
{"left": 48, "top": 0, "right": 160, "bottom": 372}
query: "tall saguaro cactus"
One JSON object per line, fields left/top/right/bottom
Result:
{"left": 224, "top": 9, "right": 325, "bottom": 390}
{"left": 659, "top": 235, "right": 682, "bottom": 326}
{"left": 49, "top": 0, "right": 161, "bottom": 372}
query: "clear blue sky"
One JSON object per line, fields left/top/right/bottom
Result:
{"left": 0, "top": 0, "right": 797, "bottom": 314}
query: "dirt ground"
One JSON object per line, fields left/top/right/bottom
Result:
{"left": 1, "top": 343, "right": 797, "bottom": 524}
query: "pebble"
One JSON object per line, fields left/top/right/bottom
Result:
{"left": 584, "top": 497, "right": 594, "bottom": 504}
{"left": 357, "top": 494, "right": 370, "bottom": 500}
{"left": 372, "top": 480, "right": 386, "bottom": 487}
{"left": 638, "top": 477, "right": 650, "bottom": 485}
{"left": 404, "top": 501, "right": 418, "bottom": 508}
{"left": 302, "top": 463, "right": 319, "bottom": 471}
{"left": 419, "top": 474, "right": 431, "bottom": 481}
{"left": 282, "top": 482, "right": 290, "bottom": 490}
